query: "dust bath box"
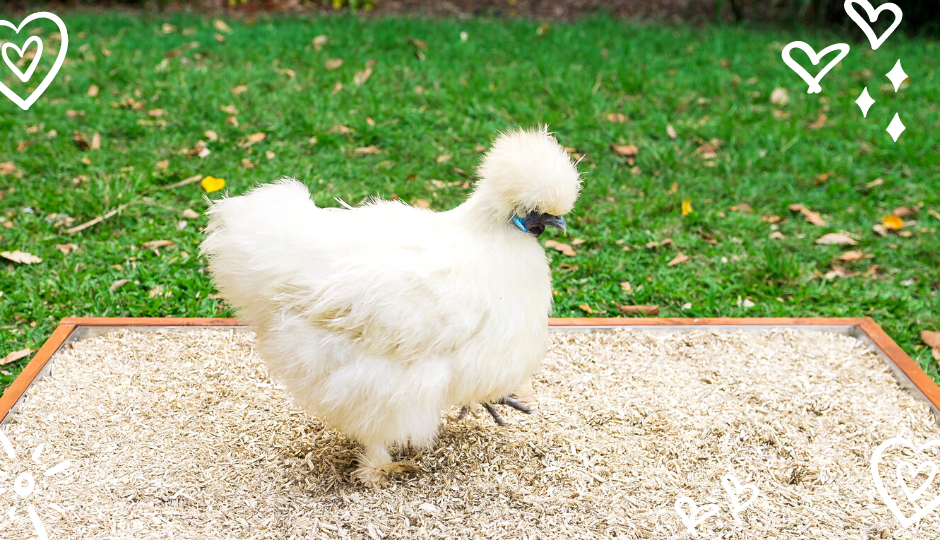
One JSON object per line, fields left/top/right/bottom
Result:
{"left": 2, "top": 316, "right": 940, "bottom": 538}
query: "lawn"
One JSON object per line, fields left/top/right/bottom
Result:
{"left": 1, "top": 11, "right": 938, "bottom": 394}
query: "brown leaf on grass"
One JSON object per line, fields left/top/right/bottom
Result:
{"left": 204, "top": 130, "right": 218, "bottom": 142}
{"left": 109, "top": 279, "right": 129, "bottom": 292}
{"left": 148, "top": 109, "right": 164, "bottom": 118}
{"left": 1, "top": 250, "right": 42, "bottom": 264}
{"left": 921, "top": 330, "right": 940, "bottom": 349}
{"left": 354, "top": 66, "right": 373, "bottom": 86}
{"left": 415, "top": 199, "right": 430, "bottom": 209}
{"left": 928, "top": 209, "right": 940, "bottom": 222}
{"left": 770, "top": 87, "right": 790, "bottom": 106}
{"left": 769, "top": 231, "right": 786, "bottom": 240}
{"left": 694, "top": 144, "right": 718, "bottom": 160}
{"left": 313, "top": 35, "right": 328, "bottom": 50}
{"left": 789, "top": 204, "right": 826, "bottom": 226}
{"left": 355, "top": 146, "right": 380, "bottom": 155}
{"left": 666, "top": 124, "right": 677, "bottom": 140}
{"left": 91, "top": 132, "right": 101, "bottom": 150}
{"left": 865, "top": 177, "right": 884, "bottom": 189}
{"left": 232, "top": 85, "right": 248, "bottom": 95}
{"left": 805, "top": 112, "right": 827, "bottom": 130}
{"left": 182, "top": 209, "right": 200, "bottom": 220}
{"left": 645, "top": 238, "right": 673, "bottom": 249}
{"left": 545, "top": 240, "right": 576, "bottom": 257}
{"left": 620, "top": 281, "right": 632, "bottom": 293}
{"left": 1, "top": 349, "right": 30, "bottom": 365}
{"left": 838, "top": 250, "right": 865, "bottom": 262}
{"left": 815, "top": 233, "right": 857, "bottom": 245}
{"left": 81, "top": 157, "right": 92, "bottom": 165}
{"left": 934, "top": 347, "right": 940, "bottom": 361}
{"left": 0, "top": 162, "right": 15, "bottom": 175}
{"left": 578, "top": 304, "right": 593, "bottom": 314}
{"left": 66, "top": 109, "right": 86, "bottom": 118}
{"left": 220, "top": 104, "right": 238, "bottom": 115}
{"left": 436, "top": 154, "right": 451, "bottom": 163}
{"left": 814, "top": 172, "right": 831, "bottom": 185}
{"left": 149, "top": 285, "right": 165, "bottom": 298}
{"left": 73, "top": 132, "right": 91, "bottom": 150}
{"left": 610, "top": 144, "right": 638, "bottom": 157}
{"left": 213, "top": 19, "right": 232, "bottom": 33}
{"left": 325, "top": 58, "right": 343, "bottom": 70}
{"left": 667, "top": 252, "right": 689, "bottom": 266}
{"left": 87, "top": 84, "right": 99, "bottom": 97}
{"left": 55, "top": 243, "right": 78, "bottom": 255}
{"left": 606, "top": 113, "right": 628, "bottom": 123}
{"left": 184, "top": 140, "right": 210, "bottom": 158}
{"left": 155, "top": 160, "right": 169, "bottom": 169}
{"left": 617, "top": 305, "right": 659, "bottom": 316}
{"left": 329, "top": 124, "right": 352, "bottom": 134}
{"left": 265, "top": 150, "right": 276, "bottom": 160}
{"left": 407, "top": 37, "right": 428, "bottom": 50}
{"left": 762, "top": 214, "right": 785, "bottom": 224}
{"left": 892, "top": 206, "right": 918, "bottom": 218}
{"left": 239, "top": 132, "right": 266, "bottom": 148}
{"left": 142, "top": 240, "right": 175, "bottom": 250}
{"left": 825, "top": 266, "right": 858, "bottom": 279}
{"left": 241, "top": 158, "right": 255, "bottom": 169}
{"left": 872, "top": 224, "right": 888, "bottom": 237}
{"left": 882, "top": 214, "right": 904, "bottom": 230}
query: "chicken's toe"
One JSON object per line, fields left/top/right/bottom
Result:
{"left": 480, "top": 396, "right": 536, "bottom": 426}
{"left": 355, "top": 445, "right": 418, "bottom": 486}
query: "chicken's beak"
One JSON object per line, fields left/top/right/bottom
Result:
{"left": 522, "top": 212, "right": 567, "bottom": 237}
{"left": 541, "top": 214, "right": 567, "bottom": 234}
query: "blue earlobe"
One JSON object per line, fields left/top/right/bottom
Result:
{"left": 511, "top": 215, "right": 528, "bottom": 232}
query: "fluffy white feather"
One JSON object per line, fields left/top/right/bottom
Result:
{"left": 200, "top": 126, "right": 581, "bottom": 482}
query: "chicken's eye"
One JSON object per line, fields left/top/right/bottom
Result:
{"left": 511, "top": 215, "right": 528, "bottom": 233}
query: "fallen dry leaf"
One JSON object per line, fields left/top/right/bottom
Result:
{"left": 241, "top": 158, "right": 255, "bottom": 169}
{"left": 204, "top": 130, "right": 219, "bottom": 142}
{"left": 87, "top": 85, "right": 99, "bottom": 97}
{"left": 666, "top": 124, "right": 677, "bottom": 140}
{"left": 90, "top": 132, "right": 101, "bottom": 150}
{"left": 770, "top": 87, "right": 790, "bottom": 106}
{"left": 838, "top": 250, "right": 865, "bottom": 262}
{"left": 865, "top": 178, "right": 885, "bottom": 189}
{"left": 201, "top": 176, "right": 225, "bottom": 193}
{"left": 545, "top": 240, "right": 576, "bottom": 257}
{"left": 155, "top": 160, "right": 169, "bottom": 169}
{"left": 815, "top": 233, "right": 858, "bottom": 245}
{"left": 789, "top": 204, "right": 826, "bottom": 226}
{"left": 109, "top": 278, "right": 129, "bottom": 292}
{"left": 81, "top": 157, "right": 92, "bottom": 165}
{"left": 313, "top": 35, "right": 328, "bottom": 50}
{"left": 872, "top": 224, "right": 888, "bottom": 237}
{"left": 232, "top": 85, "right": 248, "bottom": 95}
{"left": 606, "top": 113, "right": 628, "bottom": 123}
{"left": 329, "top": 125, "right": 351, "bottom": 134}
{"left": 610, "top": 144, "right": 638, "bottom": 158}
{"left": 55, "top": 243, "right": 78, "bottom": 255}
{"left": 825, "top": 266, "right": 858, "bottom": 279}
{"left": 0, "top": 162, "right": 15, "bottom": 175}
{"left": 354, "top": 66, "right": 373, "bottom": 86}
{"left": 667, "top": 252, "right": 689, "bottom": 266}
{"left": 927, "top": 208, "right": 940, "bottom": 222}
{"left": 213, "top": 19, "right": 232, "bottom": 33}
{"left": 882, "top": 214, "right": 904, "bottom": 230}
{"left": 1, "top": 348, "right": 30, "bottom": 365}
{"left": 142, "top": 240, "right": 175, "bottom": 250}
{"left": 617, "top": 305, "right": 659, "bottom": 316}
{"left": 1, "top": 250, "right": 42, "bottom": 264}
{"left": 578, "top": 304, "right": 593, "bottom": 314}
{"left": 694, "top": 144, "right": 718, "bottom": 160}
{"left": 681, "top": 199, "right": 692, "bottom": 217}
{"left": 265, "top": 151, "right": 276, "bottom": 160}
{"left": 762, "top": 215, "right": 785, "bottom": 224}
{"left": 73, "top": 132, "right": 91, "bottom": 150}
{"left": 805, "top": 112, "right": 827, "bottom": 130}
{"left": 436, "top": 154, "right": 451, "bottom": 163}
{"left": 182, "top": 209, "right": 200, "bottom": 219}
{"left": 645, "top": 238, "right": 673, "bottom": 249}
{"left": 148, "top": 109, "right": 164, "bottom": 118}
{"left": 220, "top": 104, "right": 238, "bottom": 115}
{"left": 240, "top": 132, "right": 266, "bottom": 148}
{"left": 769, "top": 231, "right": 786, "bottom": 240}
{"left": 892, "top": 206, "right": 918, "bottom": 218}
{"left": 921, "top": 330, "right": 940, "bottom": 349}
{"left": 149, "top": 285, "right": 165, "bottom": 298}
{"left": 620, "top": 281, "right": 632, "bottom": 293}
{"left": 325, "top": 58, "right": 343, "bottom": 70}
{"left": 415, "top": 199, "right": 430, "bottom": 209}
{"left": 355, "top": 146, "right": 381, "bottom": 155}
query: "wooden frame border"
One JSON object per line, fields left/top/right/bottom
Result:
{"left": 3, "top": 316, "right": 939, "bottom": 426}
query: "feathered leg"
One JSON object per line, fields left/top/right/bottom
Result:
{"left": 354, "top": 444, "right": 419, "bottom": 486}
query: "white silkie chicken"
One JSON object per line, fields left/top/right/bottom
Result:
{"left": 200, "top": 127, "right": 581, "bottom": 483}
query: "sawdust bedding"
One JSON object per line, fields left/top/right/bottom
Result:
{"left": 2, "top": 328, "right": 939, "bottom": 539}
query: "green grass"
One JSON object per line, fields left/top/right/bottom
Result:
{"left": 1, "top": 12, "right": 939, "bottom": 393}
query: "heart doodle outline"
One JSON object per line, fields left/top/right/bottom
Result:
{"left": 845, "top": 0, "right": 903, "bottom": 50}
{"left": 781, "top": 41, "right": 851, "bottom": 94}
{"left": 0, "top": 12, "right": 69, "bottom": 111}
{"left": 897, "top": 460, "right": 938, "bottom": 505}
{"left": 674, "top": 497, "right": 720, "bottom": 532}
{"left": 871, "top": 437, "right": 940, "bottom": 528}
{"left": 721, "top": 473, "right": 759, "bottom": 520}
{"left": 2, "top": 36, "right": 44, "bottom": 83}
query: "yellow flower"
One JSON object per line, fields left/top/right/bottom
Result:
{"left": 201, "top": 176, "right": 225, "bottom": 193}
{"left": 882, "top": 214, "right": 903, "bottom": 230}
{"left": 681, "top": 199, "right": 693, "bottom": 216}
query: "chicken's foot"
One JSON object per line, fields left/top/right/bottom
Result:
{"left": 458, "top": 396, "right": 535, "bottom": 426}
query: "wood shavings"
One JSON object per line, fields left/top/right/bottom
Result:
{"left": 2, "top": 328, "right": 939, "bottom": 538}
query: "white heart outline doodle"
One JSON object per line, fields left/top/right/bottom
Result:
{"left": 845, "top": 0, "right": 903, "bottom": 50}
{"left": 897, "top": 460, "right": 938, "bottom": 504}
{"left": 720, "top": 473, "right": 759, "bottom": 520}
{"left": 782, "top": 41, "right": 850, "bottom": 94}
{"left": 674, "top": 497, "right": 720, "bottom": 532}
{"left": 0, "top": 12, "right": 69, "bottom": 111}
{"left": 3, "top": 36, "right": 44, "bottom": 83}
{"left": 871, "top": 438, "right": 940, "bottom": 528}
